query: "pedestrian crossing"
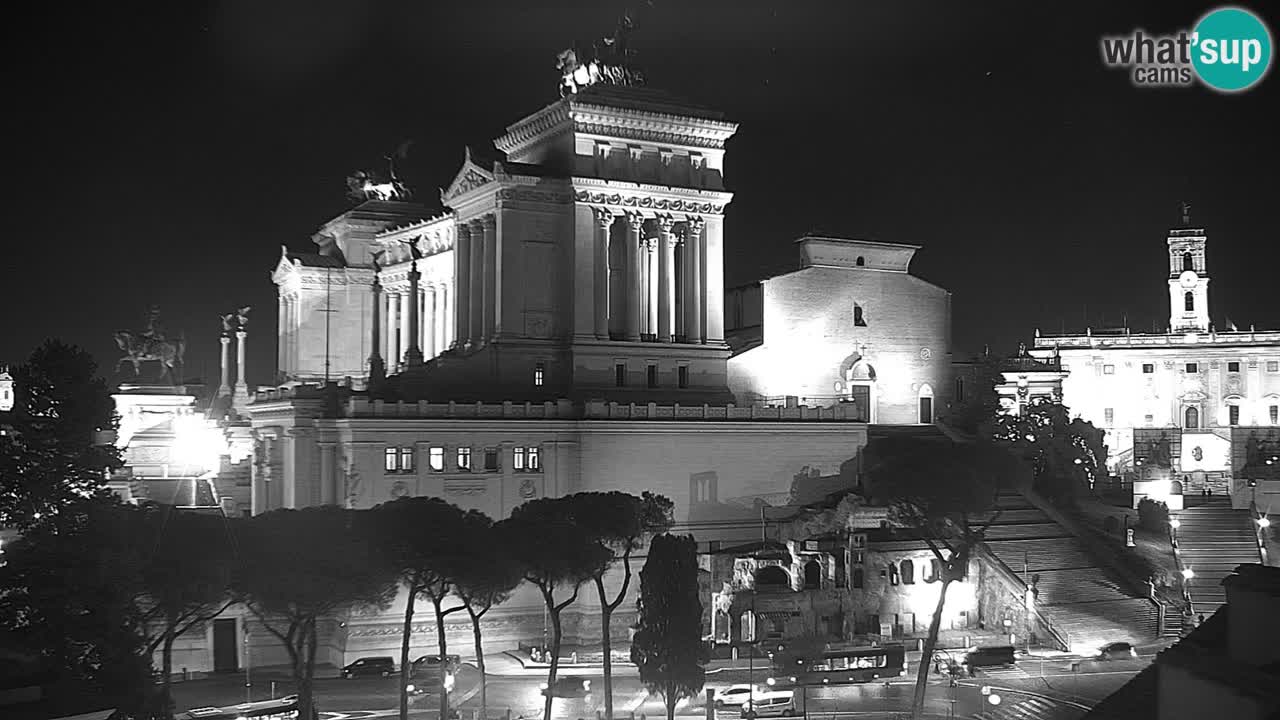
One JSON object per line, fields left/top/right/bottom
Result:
{"left": 973, "top": 695, "right": 1075, "bottom": 719}
{"left": 967, "top": 665, "right": 1032, "bottom": 680}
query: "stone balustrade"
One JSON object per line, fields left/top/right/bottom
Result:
{"left": 1036, "top": 329, "right": 1280, "bottom": 349}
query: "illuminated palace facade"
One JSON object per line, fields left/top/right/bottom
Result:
{"left": 212, "top": 79, "right": 958, "bottom": 672}
{"left": 1027, "top": 221, "right": 1280, "bottom": 509}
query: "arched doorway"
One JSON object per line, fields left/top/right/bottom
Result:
{"left": 755, "top": 565, "right": 789, "bottom": 590}
{"left": 1185, "top": 406, "right": 1200, "bottom": 429}
{"left": 918, "top": 384, "right": 935, "bottom": 424}
{"left": 803, "top": 559, "right": 822, "bottom": 590}
{"left": 845, "top": 360, "right": 877, "bottom": 423}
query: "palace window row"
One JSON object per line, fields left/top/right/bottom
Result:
{"left": 385, "top": 445, "right": 543, "bottom": 474}
{"left": 1140, "top": 360, "right": 1280, "bottom": 374}
{"left": 614, "top": 361, "right": 691, "bottom": 389}
{"left": 880, "top": 558, "right": 943, "bottom": 587}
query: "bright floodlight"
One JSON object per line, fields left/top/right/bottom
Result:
{"left": 1170, "top": 518, "right": 1181, "bottom": 529}
{"left": 1182, "top": 567, "right": 1195, "bottom": 580}
{"left": 988, "top": 694, "right": 1002, "bottom": 706}
{"left": 1258, "top": 517, "right": 1271, "bottom": 529}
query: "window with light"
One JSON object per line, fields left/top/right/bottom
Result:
{"left": 457, "top": 447, "right": 472, "bottom": 471}
{"left": 429, "top": 447, "right": 445, "bottom": 472}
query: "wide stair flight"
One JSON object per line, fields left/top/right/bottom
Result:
{"left": 1174, "top": 496, "right": 1262, "bottom": 618}
{"left": 981, "top": 492, "right": 1160, "bottom": 654}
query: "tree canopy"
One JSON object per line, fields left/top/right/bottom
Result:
{"left": 992, "top": 398, "right": 1107, "bottom": 503}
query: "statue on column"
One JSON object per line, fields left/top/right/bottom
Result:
{"left": 236, "top": 306, "right": 251, "bottom": 330}
{"left": 114, "top": 306, "right": 186, "bottom": 384}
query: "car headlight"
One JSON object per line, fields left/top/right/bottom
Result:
{"left": 406, "top": 684, "right": 416, "bottom": 693}
{"left": 583, "top": 680, "right": 591, "bottom": 689}
{"left": 766, "top": 678, "right": 775, "bottom": 686}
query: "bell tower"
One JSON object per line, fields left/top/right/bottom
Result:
{"left": 1167, "top": 204, "right": 1210, "bottom": 333}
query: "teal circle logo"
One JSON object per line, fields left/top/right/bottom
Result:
{"left": 1192, "top": 7, "right": 1273, "bottom": 92}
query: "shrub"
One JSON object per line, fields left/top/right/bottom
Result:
{"left": 1137, "top": 498, "right": 1170, "bottom": 532}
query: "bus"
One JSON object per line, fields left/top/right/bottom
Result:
{"left": 182, "top": 695, "right": 301, "bottom": 720}
{"left": 764, "top": 644, "right": 907, "bottom": 688}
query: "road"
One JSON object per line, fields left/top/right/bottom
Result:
{"left": 170, "top": 655, "right": 1150, "bottom": 720}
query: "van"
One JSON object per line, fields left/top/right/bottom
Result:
{"left": 741, "top": 690, "right": 797, "bottom": 718}
{"left": 341, "top": 656, "right": 395, "bottom": 678}
{"left": 961, "top": 645, "right": 1016, "bottom": 674}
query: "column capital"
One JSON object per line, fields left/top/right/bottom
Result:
{"left": 456, "top": 222, "right": 472, "bottom": 239}
{"left": 686, "top": 215, "right": 705, "bottom": 235}
{"left": 656, "top": 214, "right": 677, "bottom": 234}
{"left": 481, "top": 213, "right": 497, "bottom": 229}
{"left": 593, "top": 206, "right": 616, "bottom": 229}
{"left": 235, "top": 330, "right": 247, "bottom": 340}
{"left": 626, "top": 211, "right": 645, "bottom": 231}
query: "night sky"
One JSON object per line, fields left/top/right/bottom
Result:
{"left": 6, "top": 0, "right": 1278, "bottom": 390}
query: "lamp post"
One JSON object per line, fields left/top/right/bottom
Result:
{"left": 1169, "top": 517, "right": 1180, "bottom": 547}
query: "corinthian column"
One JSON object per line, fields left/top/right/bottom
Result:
{"left": 404, "top": 261, "right": 424, "bottom": 369}
{"left": 424, "top": 285, "right": 437, "bottom": 359}
{"left": 685, "top": 217, "right": 705, "bottom": 344}
{"left": 368, "top": 275, "right": 385, "bottom": 385}
{"left": 454, "top": 224, "right": 472, "bottom": 350}
{"left": 625, "top": 213, "right": 643, "bottom": 342}
{"left": 657, "top": 216, "right": 675, "bottom": 342}
{"left": 468, "top": 219, "right": 485, "bottom": 346}
{"left": 386, "top": 291, "right": 400, "bottom": 373}
{"left": 234, "top": 329, "right": 249, "bottom": 406}
{"left": 593, "top": 208, "right": 613, "bottom": 339}
{"left": 482, "top": 214, "right": 498, "bottom": 341}
{"left": 645, "top": 239, "right": 658, "bottom": 338}
{"left": 218, "top": 333, "right": 232, "bottom": 397}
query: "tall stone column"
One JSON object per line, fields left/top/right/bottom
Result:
{"left": 404, "top": 263, "right": 424, "bottom": 369}
{"left": 646, "top": 239, "right": 658, "bottom": 338}
{"left": 454, "top": 224, "right": 472, "bottom": 349}
{"left": 468, "top": 219, "right": 485, "bottom": 346}
{"left": 386, "top": 290, "right": 400, "bottom": 373}
{"left": 424, "top": 286, "right": 437, "bottom": 359}
{"left": 276, "top": 297, "right": 286, "bottom": 377}
{"left": 482, "top": 214, "right": 498, "bottom": 341}
{"left": 234, "top": 329, "right": 249, "bottom": 406}
{"left": 593, "top": 208, "right": 613, "bottom": 339}
{"left": 218, "top": 334, "right": 232, "bottom": 397}
{"left": 657, "top": 216, "right": 675, "bottom": 342}
{"left": 368, "top": 276, "right": 385, "bottom": 385}
{"left": 439, "top": 284, "right": 450, "bottom": 352}
{"left": 625, "top": 213, "right": 643, "bottom": 341}
{"left": 398, "top": 290, "right": 413, "bottom": 368}
{"left": 685, "top": 217, "right": 705, "bottom": 344}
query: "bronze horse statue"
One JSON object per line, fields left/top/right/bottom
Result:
{"left": 114, "top": 330, "right": 186, "bottom": 383}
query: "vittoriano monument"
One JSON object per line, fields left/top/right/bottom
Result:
{"left": 114, "top": 305, "right": 186, "bottom": 385}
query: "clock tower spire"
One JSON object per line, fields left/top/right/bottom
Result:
{"left": 1167, "top": 203, "right": 1210, "bottom": 333}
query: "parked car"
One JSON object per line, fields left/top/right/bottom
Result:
{"left": 342, "top": 656, "right": 395, "bottom": 678}
{"left": 1097, "top": 642, "right": 1138, "bottom": 660}
{"left": 413, "top": 654, "right": 461, "bottom": 675}
{"left": 540, "top": 676, "right": 591, "bottom": 698}
{"left": 741, "top": 690, "right": 796, "bottom": 718}
{"left": 715, "top": 684, "right": 762, "bottom": 708}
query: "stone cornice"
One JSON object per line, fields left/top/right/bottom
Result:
{"left": 494, "top": 102, "right": 574, "bottom": 157}
{"left": 572, "top": 177, "right": 732, "bottom": 217}
{"left": 570, "top": 104, "right": 738, "bottom": 150}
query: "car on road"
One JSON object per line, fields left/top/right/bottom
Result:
{"left": 961, "top": 645, "right": 1016, "bottom": 675}
{"left": 540, "top": 676, "right": 591, "bottom": 698}
{"left": 714, "top": 684, "right": 763, "bottom": 708}
{"left": 1097, "top": 642, "right": 1138, "bottom": 660}
{"left": 741, "top": 690, "right": 796, "bottom": 718}
{"left": 341, "top": 656, "right": 395, "bottom": 678}
{"left": 413, "top": 654, "right": 462, "bottom": 671}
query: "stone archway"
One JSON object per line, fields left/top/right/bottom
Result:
{"left": 803, "top": 559, "right": 822, "bottom": 590}
{"left": 837, "top": 352, "right": 877, "bottom": 423}
{"left": 755, "top": 565, "right": 789, "bottom": 589}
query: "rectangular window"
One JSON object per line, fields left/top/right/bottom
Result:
{"left": 429, "top": 447, "right": 445, "bottom": 472}
{"left": 399, "top": 447, "right": 414, "bottom": 472}
{"left": 1105, "top": 408, "right": 1114, "bottom": 425}
{"left": 1268, "top": 361, "right": 1280, "bottom": 373}
{"left": 615, "top": 362, "right": 627, "bottom": 387}
{"left": 678, "top": 365, "right": 689, "bottom": 389}
{"left": 1142, "top": 363, "right": 1155, "bottom": 374}
{"left": 527, "top": 445, "right": 541, "bottom": 472}
{"left": 456, "top": 447, "right": 472, "bottom": 471}
{"left": 1145, "top": 414, "right": 1154, "bottom": 426}
{"left": 385, "top": 447, "right": 398, "bottom": 473}
{"left": 1228, "top": 361, "right": 1241, "bottom": 373}
{"left": 1103, "top": 364, "right": 1115, "bottom": 375}
{"left": 514, "top": 446, "right": 526, "bottom": 471}
{"left": 483, "top": 448, "right": 499, "bottom": 472}
{"left": 534, "top": 362, "right": 545, "bottom": 387}
{"left": 1271, "top": 406, "right": 1278, "bottom": 424}
{"left": 1186, "top": 363, "right": 1199, "bottom": 374}
{"left": 647, "top": 364, "right": 658, "bottom": 388}
{"left": 954, "top": 377, "right": 965, "bottom": 402}
{"left": 1229, "top": 405, "right": 1240, "bottom": 426}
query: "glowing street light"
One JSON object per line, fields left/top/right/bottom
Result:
{"left": 1170, "top": 518, "right": 1181, "bottom": 529}
{"left": 1181, "top": 567, "right": 1195, "bottom": 581}
{"left": 1259, "top": 517, "right": 1272, "bottom": 529}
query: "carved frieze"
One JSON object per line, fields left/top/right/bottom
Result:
{"left": 444, "top": 480, "right": 487, "bottom": 496}
{"left": 573, "top": 190, "right": 725, "bottom": 215}
{"left": 495, "top": 188, "right": 573, "bottom": 205}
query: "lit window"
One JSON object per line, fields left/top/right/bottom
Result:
{"left": 514, "top": 446, "right": 526, "bottom": 471}
{"left": 888, "top": 565, "right": 899, "bottom": 586}
{"left": 484, "top": 448, "right": 499, "bottom": 472}
{"left": 1142, "top": 364, "right": 1155, "bottom": 374}
{"left": 1229, "top": 405, "right": 1240, "bottom": 426}
{"left": 385, "top": 447, "right": 398, "bottom": 473}
{"left": 853, "top": 304, "right": 867, "bottom": 327}
{"left": 647, "top": 364, "right": 658, "bottom": 388}
{"left": 615, "top": 362, "right": 627, "bottom": 387}
{"left": 429, "top": 447, "right": 445, "bottom": 472}
{"left": 527, "top": 446, "right": 541, "bottom": 472}
{"left": 678, "top": 365, "right": 689, "bottom": 389}
{"left": 1185, "top": 363, "right": 1198, "bottom": 374}
{"left": 1105, "top": 408, "right": 1114, "bottom": 425}
{"left": 1103, "top": 365, "right": 1115, "bottom": 375}
{"left": 1228, "top": 361, "right": 1241, "bottom": 373}
{"left": 534, "top": 362, "right": 545, "bottom": 387}
{"left": 457, "top": 447, "right": 472, "bottom": 471}
{"left": 399, "top": 447, "right": 414, "bottom": 472}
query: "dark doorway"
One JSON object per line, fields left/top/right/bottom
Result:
{"left": 803, "top": 560, "right": 822, "bottom": 590}
{"left": 919, "top": 396, "right": 933, "bottom": 424}
{"left": 213, "top": 618, "right": 238, "bottom": 673}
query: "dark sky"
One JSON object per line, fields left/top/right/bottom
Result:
{"left": 5, "top": 0, "right": 1278, "bottom": 389}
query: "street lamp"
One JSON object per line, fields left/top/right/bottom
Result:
{"left": 1169, "top": 517, "right": 1180, "bottom": 548}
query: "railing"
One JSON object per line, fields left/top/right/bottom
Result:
{"left": 973, "top": 543, "right": 1071, "bottom": 652}
{"left": 1034, "top": 328, "right": 1280, "bottom": 348}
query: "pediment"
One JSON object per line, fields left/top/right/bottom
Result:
{"left": 271, "top": 245, "right": 300, "bottom": 283}
{"left": 440, "top": 147, "right": 495, "bottom": 204}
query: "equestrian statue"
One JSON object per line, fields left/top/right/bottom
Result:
{"left": 115, "top": 306, "right": 186, "bottom": 384}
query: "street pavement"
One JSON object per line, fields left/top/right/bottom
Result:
{"left": 168, "top": 652, "right": 1152, "bottom": 720}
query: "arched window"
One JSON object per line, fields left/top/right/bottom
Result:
{"left": 888, "top": 565, "right": 900, "bottom": 586}
{"left": 1170, "top": 480, "right": 1184, "bottom": 495}
{"left": 1185, "top": 406, "right": 1200, "bottom": 429}
{"left": 854, "top": 304, "right": 867, "bottom": 327}
{"left": 856, "top": 256, "right": 865, "bottom": 267}
{"left": 1183, "top": 252, "right": 1194, "bottom": 271}
{"left": 852, "top": 568, "right": 865, "bottom": 589}
{"left": 1185, "top": 292, "right": 1195, "bottom": 312}
{"left": 918, "top": 384, "right": 935, "bottom": 424}
{"left": 755, "top": 565, "right": 789, "bottom": 589}
{"left": 926, "top": 558, "right": 941, "bottom": 583}
{"left": 900, "top": 559, "right": 915, "bottom": 585}
{"left": 803, "top": 560, "right": 822, "bottom": 590}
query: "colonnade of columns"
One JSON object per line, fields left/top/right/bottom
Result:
{"left": 595, "top": 208, "right": 709, "bottom": 344}
{"left": 453, "top": 214, "right": 498, "bottom": 351}
{"left": 378, "top": 280, "right": 454, "bottom": 374}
